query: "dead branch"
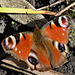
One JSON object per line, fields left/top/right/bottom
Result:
{"left": 0, "top": 57, "right": 65, "bottom": 75}
{"left": 55, "top": 2, "right": 75, "bottom": 16}
{"left": 70, "top": 9, "right": 75, "bottom": 12}
{"left": 37, "top": 0, "right": 64, "bottom": 10}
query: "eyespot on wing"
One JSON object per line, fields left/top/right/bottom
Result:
{"left": 1, "top": 32, "right": 33, "bottom": 61}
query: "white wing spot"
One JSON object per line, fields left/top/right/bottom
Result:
{"left": 51, "top": 21, "right": 55, "bottom": 25}
{"left": 62, "top": 28, "right": 65, "bottom": 31}
{"left": 19, "top": 51, "right": 21, "bottom": 54}
{"left": 62, "top": 33, "right": 64, "bottom": 35}
{"left": 20, "top": 33, "right": 23, "bottom": 38}
{"left": 6, "top": 42, "right": 8, "bottom": 45}
{"left": 65, "top": 22, "right": 68, "bottom": 25}
{"left": 15, "top": 48, "right": 17, "bottom": 51}
{"left": 8, "top": 45, "right": 11, "bottom": 48}
{"left": 9, "top": 35, "right": 16, "bottom": 48}
{"left": 6, "top": 39, "right": 8, "bottom": 45}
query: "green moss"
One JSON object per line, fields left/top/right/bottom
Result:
{"left": 70, "top": 30, "right": 72, "bottom": 32}
{"left": 47, "top": 7, "right": 49, "bottom": 11}
{"left": 58, "top": 69, "right": 62, "bottom": 71}
{"left": 11, "top": 21, "right": 16, "bottom": 24}
{"left": 69, "top": 38, "right": 71, "bottom": 41}
{"left": 70, "top": 13, "right": 74, "bottom": 17}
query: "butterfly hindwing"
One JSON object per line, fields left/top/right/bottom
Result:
{"left": 26, "top": 48, "right": 51, "bottom": 71}
{"left": 44, "top": 38, "right": 68, "bottom": 68}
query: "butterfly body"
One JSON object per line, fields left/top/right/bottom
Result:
{"left": 1, "top": 16, "right": 71, "bottom": 71}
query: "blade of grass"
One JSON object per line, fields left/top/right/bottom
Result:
{"left": 0, "top": 7, "right": 56, "bottom": 15}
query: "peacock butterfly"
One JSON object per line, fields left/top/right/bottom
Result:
{"left": 1, "top": 15, "right": 71, "bottom": 71}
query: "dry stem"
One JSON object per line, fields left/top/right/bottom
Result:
{"left": 55, "top": 2, "right": 75, "bottom": 16}
{"left": 37, "top": 0, "right": 64, "bottom": 10}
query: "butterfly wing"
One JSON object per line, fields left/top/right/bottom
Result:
{"left": 40, "top": 15, "right": 71, "bottom": 68}
{"left": 1, "top": 32, "right": 33, "bottom": 61}
{"left": 41, "top": 16, "right": 71, "bottom": 44}
{"left": 1, "top": 32, "right": 51, "bottom": 71}
{"left": 1, "top": 15, "right": 71, "bottom": 71}
{"left": 44, "top": 38, "right": 68, "bottom": 68}
{"left": 26, "top": 48, "right": 51, "bottom": 71}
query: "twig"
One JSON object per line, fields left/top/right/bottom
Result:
{"left": 55, "top": 2, "right": 75, "bottom": 16}
{"left": 70, "top": 9, "right": 75, "bottom": 12}
{"left": 0, "top": 59, "right": 64, "bottom": 75}
{"left": 37, "top": 0, "right": 64, "bottom": 10}
{"left": 65, "top": 0, "right": 69, "bottom": 4}
{"left": 32, "top": 0, "right": 36, "bottom": 7}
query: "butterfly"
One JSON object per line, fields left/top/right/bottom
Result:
{"left": 1, "top": 15, "right": 71, "bottom": 71}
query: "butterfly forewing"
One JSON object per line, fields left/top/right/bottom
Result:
{"left": 41, "top": 16, "right": 71, "bottom": 44}
{"left": 1, "top": 32, "right": 33, "bottom": 61}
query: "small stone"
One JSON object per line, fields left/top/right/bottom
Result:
{"left": 0, "top": 20, "right": 6, "bottom": 33}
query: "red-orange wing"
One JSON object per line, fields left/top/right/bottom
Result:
{"left": 1, "top": 32, "right": 51, "bottom": 71}
{"left": 42, "top": 16, "right": 71, "bottom": 44}
{"left": 35, "top": 49, "right": 51, "bottom": 71}
{"left": 45, "top": 39, "right": 68, "bottom": 68}
{"left": 1, "top": 32, "right": 33, "bottom": 61}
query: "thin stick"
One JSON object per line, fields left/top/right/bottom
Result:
{"left": 55, "top": 2, "right": 75, "bottom": 16}
{"left": 37, "top": 0, "right": 64, "bottom": 10}
{"left": 70, "top": 9, "right": 75, "bottom": 12}
{"left": 0, "top": 57, "right": 64, "bottom": 75}
{"left": 1, "top": 64, "right": 32, "bottom": 75}
{"left": 0, "top": 64, "right": 64, "bottom": 75}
